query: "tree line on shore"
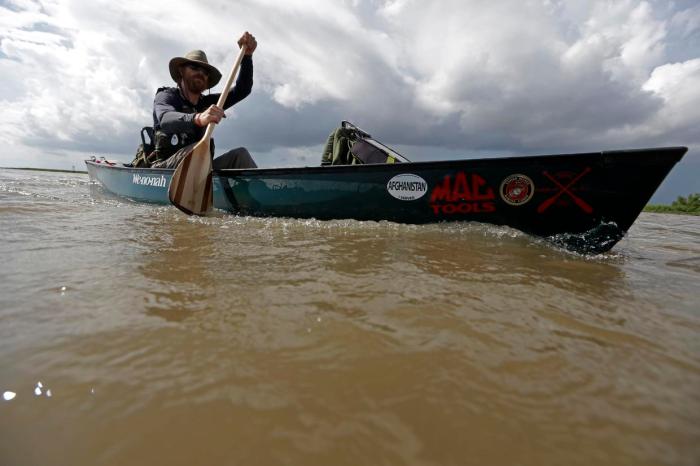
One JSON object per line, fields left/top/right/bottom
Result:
{"left": 645, "top": 193, "right": 700, "bottom": 215}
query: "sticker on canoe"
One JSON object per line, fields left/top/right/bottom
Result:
{"left": 132, "top": 173, "right": 167, "bottom": 188}
{"left": 537, "top": 167, "right": 593, "bottom": 214}
{"left": 500, "top": 174, "right": 534, "bottom": 206}
{"left": 387, "top": 174, "right": 428, "bottom": 201}
{"left": 429, "top": 172, "right": 496, "bottom": 215}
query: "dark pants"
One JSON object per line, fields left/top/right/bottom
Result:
{"left": 213, "top": 147, "right": 257, "bottom": 170}
{"left": 151, "top": 145, "right": 257, "bottom": 170}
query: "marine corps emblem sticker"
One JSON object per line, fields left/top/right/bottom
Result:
{"left": 500, "top": 174, "right": 534, "bottom": 206}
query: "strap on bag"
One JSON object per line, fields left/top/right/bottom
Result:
{"left": 141, "top": 127, "right": 155, "bottom": 154}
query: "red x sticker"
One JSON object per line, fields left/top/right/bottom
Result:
{"left": 537, "top": 167, "right": 593, "bottom": 214}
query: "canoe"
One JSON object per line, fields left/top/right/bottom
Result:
{"left": 86, "top": 146, "right": 687, "bottom": 254}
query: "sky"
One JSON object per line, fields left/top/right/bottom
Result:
{"left": 1, "top": 0, "right": 698, "bottom": 202}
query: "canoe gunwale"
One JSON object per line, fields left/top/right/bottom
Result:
{"left": 86, "top": 146, "right": 688, "bottom": 179}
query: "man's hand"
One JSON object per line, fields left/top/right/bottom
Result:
{"left": 195, "top": 105, "right": 225, "bottom": 127}
{"left": 238, "top": 31, "right": 257, "bottom": 56}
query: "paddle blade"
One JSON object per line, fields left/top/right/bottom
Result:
{"left": 168, "top": 141, "right": 213, "bottom": 216}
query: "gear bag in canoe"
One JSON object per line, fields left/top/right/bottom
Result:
{"left": 321, "top": 121, "right": 410, "bottom": 165}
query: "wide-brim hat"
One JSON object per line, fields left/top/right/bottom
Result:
{"left": 169, "top": 50, "right": 222, "bottom": 88}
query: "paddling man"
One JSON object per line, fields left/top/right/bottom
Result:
{"left": 150, "top": 32, "right": 258, "bottom": 169}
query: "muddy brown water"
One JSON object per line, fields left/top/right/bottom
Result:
{"left": 1, "top": 169, "right": 699, "bottom": 465}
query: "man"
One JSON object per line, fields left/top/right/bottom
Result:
{"left": 150, "top": 32, "right": 258, "bottom": 169}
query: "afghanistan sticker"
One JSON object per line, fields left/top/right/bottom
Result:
{"left": 387, "top": 174, "right": 428, "bottom": 201}
{"left": 500, "top": 174, "right": 534, "bottom": 206}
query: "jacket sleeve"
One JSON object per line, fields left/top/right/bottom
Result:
{"left": 154, "top": 90, "right": 196, "bottom": 133}
{"left": 205, "top": 55, "right": 253, "bottom": 110}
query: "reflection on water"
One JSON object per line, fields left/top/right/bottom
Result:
{"left": 1, "top": 169, "right": 699, "bottom": 466}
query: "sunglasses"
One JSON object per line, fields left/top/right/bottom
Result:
{"left": 185, "top": 63, "right": 208, "bottom": 74}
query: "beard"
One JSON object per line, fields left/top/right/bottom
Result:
{"left": 183, "top": 73, "right": 208, "bottom": 94}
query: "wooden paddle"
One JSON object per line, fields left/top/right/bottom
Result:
{"left": 168, "top": 45, "right": 248, "bottom": 215}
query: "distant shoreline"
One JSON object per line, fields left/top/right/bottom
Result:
{"left": 643, "top": 206, "right": 699, "bottom": 216}
{"left": 1, "top": 167, "right": 87, "bottom": 174}
{"left": 644, "top": 193, "right": 699, "bottom": 216}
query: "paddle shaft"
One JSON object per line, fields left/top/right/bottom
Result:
{"left": 202, "top": 45, "right": 247, "bottom": 142}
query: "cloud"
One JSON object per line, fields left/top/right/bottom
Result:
{"left": 0, "top": 0, "right": 698, "bottom": 201}
{"left": 640, "top": 58, "right": 700, "bottom": 140}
